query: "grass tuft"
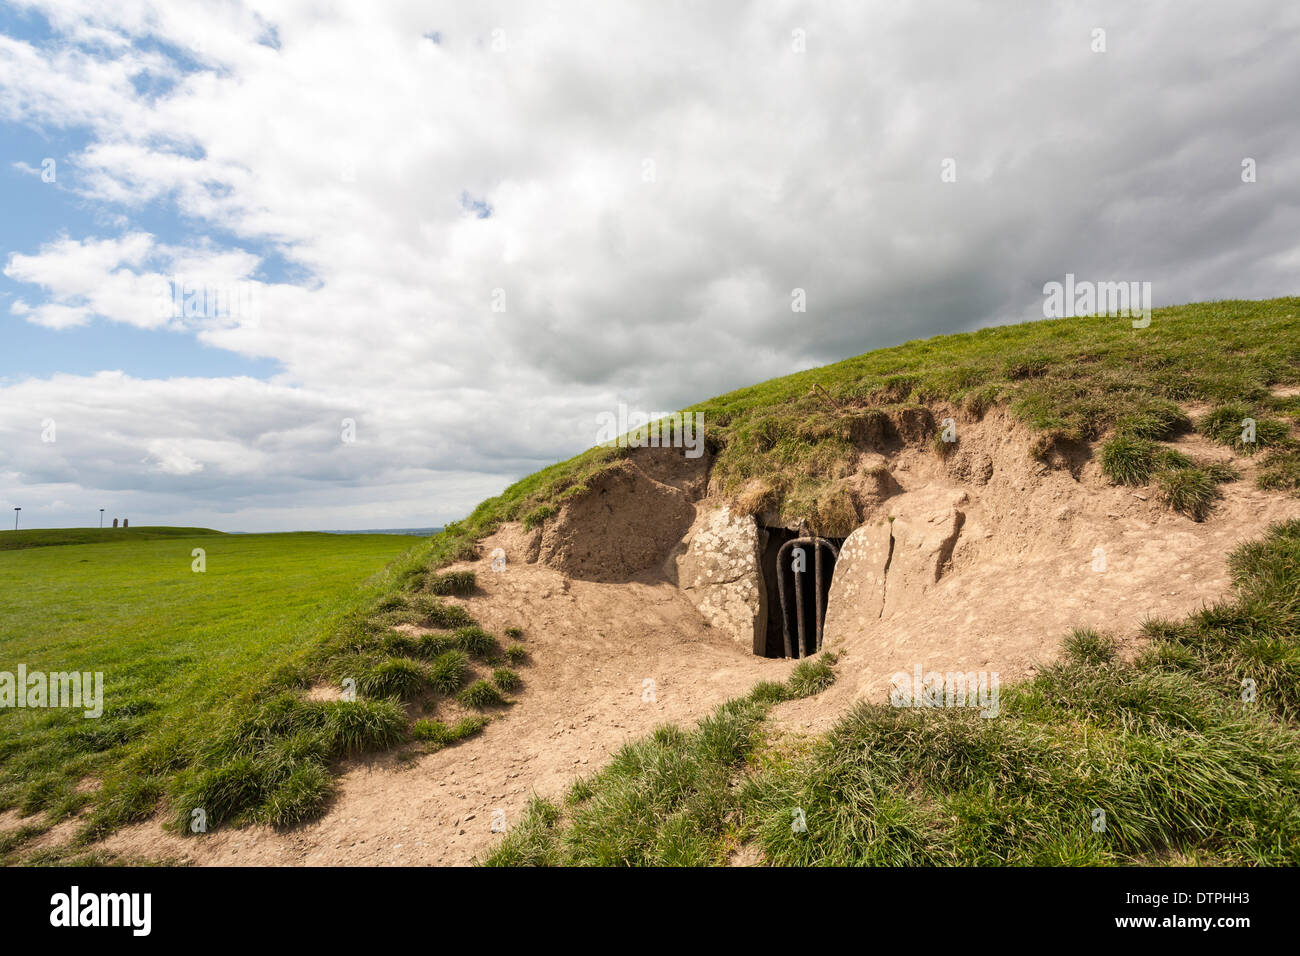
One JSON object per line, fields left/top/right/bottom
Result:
{"left": 427, "top": 650, "right": 470, "bottom": 694}
{"left": 459, "top": 680, "right": 509, "bottom": 709}
{"left": 492, "top": 668, "right": 523, "bottom": 692}
{"left": 1258, "top": 446, "right": 1300, "bottom": 493}
{"left": 418, "top": 598, "right": 475, "bottom": 630}
{"left": 425, "top": 570, "right": 476, "bottom": 596}
{"left": 1063, "top": 627, "right": 1117, "bottom": 665}
{"left": 358, "top": 657, "right": 428, "bottom": 700}
{"left": 453, "top": 626, "right": 499, "bottom": 658}
{"left": 411, "top": 715, "right": 489, "bottom": 750}
{"left": 319, "top": 699, "right": 408, "bottom": 756}
{"left": 1100, "top": 434, "right": 1157, "bottom": 485}
{"left": 787, "top": 653, "right": 838, "bottom": 698}
{"left": 256, "top": 761, "right": 334, "bottom": 828}
{"left": 1156, "top": 467, "right": 1223, "bottom": 521}
{"left": 1199, "top": 404, "right": 1291, "bottom": 454}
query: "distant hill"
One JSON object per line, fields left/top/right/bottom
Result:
{"left": 0, "top": 526, "right": 226, "bottom": 551}
{"left": 317, "top": 527, "right": 442, "bottom": 536}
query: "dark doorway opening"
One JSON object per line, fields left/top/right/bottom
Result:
{"left": 757, "top": 528, "right": 844, "bottom": 658}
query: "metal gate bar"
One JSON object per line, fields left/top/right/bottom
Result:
{"left": 776, "top": 537, "right": 840, "bottom": 658}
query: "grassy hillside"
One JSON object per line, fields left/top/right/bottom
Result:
{"left": 427, "top": 296, "right": 1300, "bottom": 559}
{"left": 0, "top": 532, "right": 416, "bottom": 856}
{"left": 1, "top": 526, "right": 225, "bottom": 551}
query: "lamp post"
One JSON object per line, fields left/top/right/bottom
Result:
{"left": 12, "top": 507, "right": 19, "bottom": 531}
{"left": 100, "top": 509, "right": 105, "bottom": 528}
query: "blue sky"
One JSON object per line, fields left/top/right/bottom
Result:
{"left": 0, "top": 11, "right": 280, "bottom": 383}
{"left": 1, "top": 1, "right": 1298, "bottom": 531}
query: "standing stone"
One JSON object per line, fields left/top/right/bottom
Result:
{"left": 112, "top": 518, "right": 118, "bottom": 528}
{"left": 823, "top": 520, "right": 893, "bottom": 646}
{"left": 123, "top": 518, "right": 129, "bottom": 528}
{"left": 670, "top": 505, "right": 763, "bottom": 652}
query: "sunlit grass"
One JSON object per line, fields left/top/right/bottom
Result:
{"left": 0, "top": 532, "right": 416, "bottom": 849}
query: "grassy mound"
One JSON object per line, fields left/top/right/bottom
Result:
{"left": 428, "top": 297, "right": 1300, "bottom": 551}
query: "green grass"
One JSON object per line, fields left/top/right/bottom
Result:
{"left": 1259, "top": 447, "right": 1300, "bottom": 492}
{"left": 411, "top": 715, "right": 489, "bottom": 751}
{"left": 1155, "top": 467, "right": 1224, "bottom": 521}
{"left": 1098, "top": 442, "right": 1236, "bottom": 520}
{"left": 492, "top": 668, "right": 522, "bottom": 692}
{"left": 458, "top": 679, "right": 508, "bottom": 709}
{"left": 418, "top": 600, "right": 475, "bottom": 630}
{"left": 129, "top": 571, "right": 530, "bottom": 838}
{"left": 427, "top": 650, "right": 470, "bottom": 693}
{"left": 48, "top": 540, "right": 526, "bottom": 845}
{"left": 1099, "top": 434, "right": 1162, "bottom": 485}
{"left": 423, "top": 570, "right": 476, "bottom": 596}
{"left": 1062, "top": 627, "right": 1117, "bottom": 666}
{"left": 746, "top": 648, "right": 1298, "bottom": 866}
{"left": 0, "top": 530, "right": 416, "bottom": 849}
{"left": 452, "top": 627, "right": 499, "bottom": 658}
{"left": 1096, "top": 395, "right": 1253, "bottom": 517}
{"left": 1198, "top": 401, "right": 1300, "bottom": 497}
{"left": 357, "top": 657, "right": 429, "bottom": 701}
{"left": 1, "top": 526, "right": 224, "bottom": 551}
{"left": 486, "top": 521, "right": 1300, "bottom": 867}
{"left": 167, "top": 694, "right": 409, "bottom": 833}
{"left": 1198, "top": 403, "right": 1292, "bottom": 454}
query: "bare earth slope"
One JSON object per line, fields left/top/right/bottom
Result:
{"left": 772, "top": 405, "right": 1300, "bottom": 733}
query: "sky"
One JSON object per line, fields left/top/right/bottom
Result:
{"left": 1, "top": 1, "right": 1297, "bottom": 532}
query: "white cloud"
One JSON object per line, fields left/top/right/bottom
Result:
{"left": 4, "top": 232, "right": 266, "bottom": 331}
{"left": 2, "top": 0, "right": 1299, "bottom": 529}
{"left": 144, "top": 440, "right": 204, "bottom": 476}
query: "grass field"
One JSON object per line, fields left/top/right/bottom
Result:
{"left": 0, "top": 531, "right": 416, "bottom": 845}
